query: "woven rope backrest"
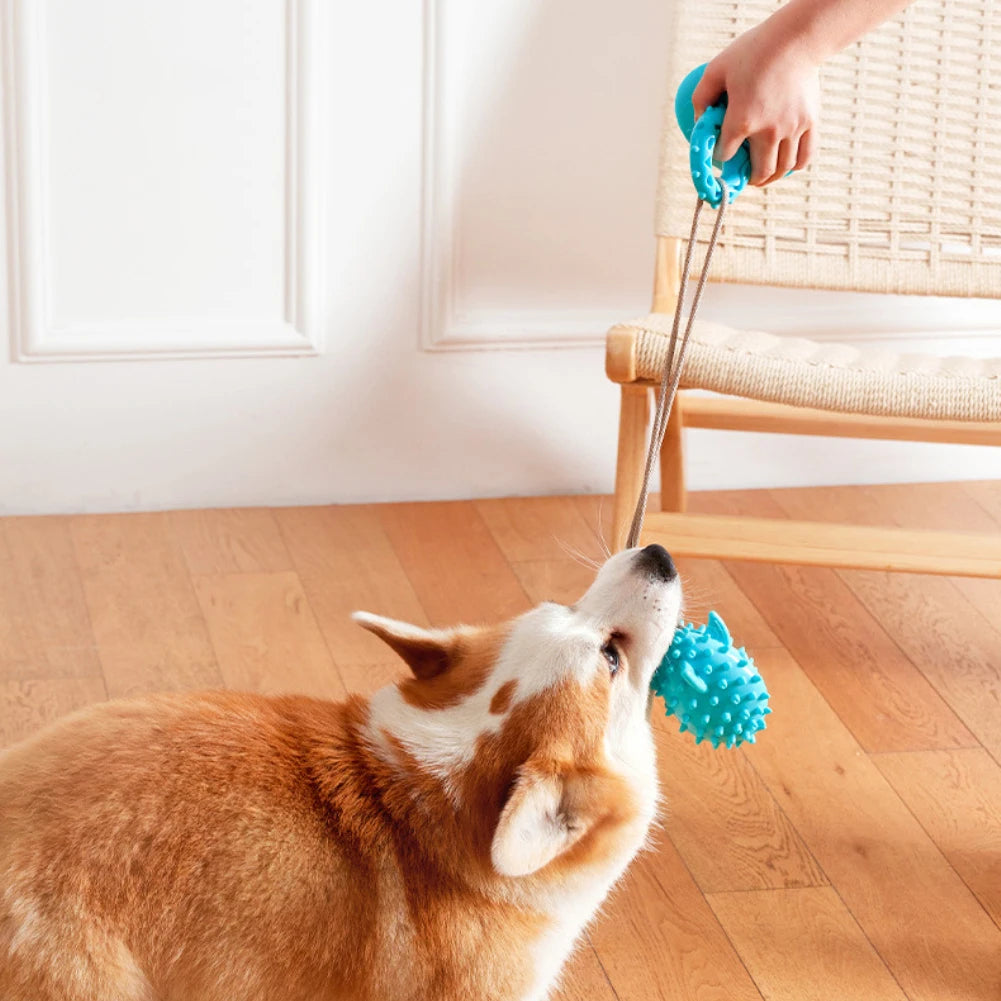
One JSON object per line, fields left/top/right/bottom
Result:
{"left": 656, "top": 0, "right": 1001, "bottom": 297}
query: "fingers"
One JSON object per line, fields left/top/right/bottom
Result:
{"left": 795, "top": 129, "right": 816, "bottom": 171}
{"left": 749, "top": 129, "right": 815, "bottom": 186}
{"left": 691, "top": 61, "right": 726, "bottom": 120}
{"left": 762, "top": 136, "right": 798, "bottom": 185}
{"left": 717, "top": 110, "right": 750, "bottom": 163}
{"left": 748, "top": 132, "right": 778, "bottom": 186}
{"left": 692, "top": 60, "right": 818, "bottom": 185}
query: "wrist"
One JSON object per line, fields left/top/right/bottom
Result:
{"left": 759, "top": 1, "right": 845, "bottom": 64}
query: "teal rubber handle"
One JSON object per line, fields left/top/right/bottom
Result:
{"left": 674, "top": 63, "right": 751, "bottom": 207}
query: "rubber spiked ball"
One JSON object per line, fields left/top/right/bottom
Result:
{"left": 651, "top": 611, "right": 770, "bottom": 749}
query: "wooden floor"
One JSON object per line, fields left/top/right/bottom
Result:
{"left": 2, "top": 481, "right": 1000, "bottom": 1001}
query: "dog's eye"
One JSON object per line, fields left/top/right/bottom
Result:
{"left": 601, "top": 640, "right": 620, "bottom": 676}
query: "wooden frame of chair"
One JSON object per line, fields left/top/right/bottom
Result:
{"left": 607, "top": 236, "right": 1001, "bottom": 578}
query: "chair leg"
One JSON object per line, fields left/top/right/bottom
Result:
{"left": 659, "top": 393, "right": 686, "bottom": 513}
{"left": 612, "top": 384, "right": 650, "bottom": 552}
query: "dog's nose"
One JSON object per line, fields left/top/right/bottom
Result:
{"left": 636, "top": 543, "right": 677, "bottom": 582}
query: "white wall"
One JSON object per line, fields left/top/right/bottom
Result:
{"left": 0, "top": 0, "right": 998, "bottom": 516}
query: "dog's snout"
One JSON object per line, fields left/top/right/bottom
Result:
{"left": 635, "top": 544, "right": 676, "bottom": 582}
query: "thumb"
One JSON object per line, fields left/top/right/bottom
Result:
{"left": 691, "top": 61, "right": 726, "bottom": 120}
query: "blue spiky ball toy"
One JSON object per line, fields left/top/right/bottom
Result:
{"left": 651, "top": 611, "right": 770, "bottom": 748}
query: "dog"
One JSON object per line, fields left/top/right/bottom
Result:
{"left": 0, "top": 542, "right": 681, "bottom": 1001}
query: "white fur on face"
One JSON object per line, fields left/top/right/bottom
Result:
{"left": 572, "top": 547, "right": 682, "bottom": 684}
{"left": 571, "top": 548, "right": 681, "bottom": 766}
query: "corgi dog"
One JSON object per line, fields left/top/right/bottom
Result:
{"left": 0, "top": 543, "right": 681, "bottom": 1001}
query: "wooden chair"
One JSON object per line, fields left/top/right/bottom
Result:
{"left": 607, "top": 0, "right": 1001, "bottom": 577}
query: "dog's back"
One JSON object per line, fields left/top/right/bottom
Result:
{"left": 1, "top": 692, "right": 396, "bottom": 1000}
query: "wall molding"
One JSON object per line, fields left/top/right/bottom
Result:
{"left": 2, "top": 0, "right": 326, "bottom": 363}
{"left": 418, "top": 0, "right": 624, "bottom": 352}
{"left": 421, "top": 0, "right": 592, "bottom": 353}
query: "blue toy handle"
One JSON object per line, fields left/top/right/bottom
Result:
{"left": 674, "top": 63, "right": 752, "bottom": 207}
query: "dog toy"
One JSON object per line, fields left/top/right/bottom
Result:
{"left": 652, "top": 612, "right": 770, "bottom": 748}
{"left": 674, "top": 63, "right": 752, "bottom": 207}
{"left": 676, "top": 62, "right": 792, "bottom": 207}
{"left": 674, "top": 62, "right": 793, "bottom": 207}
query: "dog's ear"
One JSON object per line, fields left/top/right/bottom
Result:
{"left": 491, "top": 765, "right": 591, "bottom": 877}
{"left": 352, "top": 612, "right": 456, "bottom": 680}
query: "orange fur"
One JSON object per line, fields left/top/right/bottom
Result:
{"left": 397, "top": 626, "right": 508, "bottom": 710}
{"left": 489, "top": 680, "right": 518, "bottom": 715}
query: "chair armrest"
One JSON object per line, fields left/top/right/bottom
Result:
{"left": 605, "top": 325, "right": 639, "bottom": 383}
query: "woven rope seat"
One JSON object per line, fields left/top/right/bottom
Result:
{"left": 612, "top": 314, "right": 1001, "bottom": 422}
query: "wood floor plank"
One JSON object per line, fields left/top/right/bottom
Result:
{"left": 652, "top": 715, "right": 828, "bottom": 893}
{"left": 707, "top": 887, "right": 908, "bottom": 1001}
{"left": 964, "top": 480, "right": 1001, "bottom": 525}
{"left": 476, "top": 496, "right": 609, "bottom": 566}
{"left": 772, "top": 485, "right": 1001, "bottom": 762}
{"left": 480, "top": 496, "right": 612, "bottom": 604}
{"left": 169, "top": 507, "right": 292, "bottom": 574}
{"left": 898, "top": 483, "right": 1001, "bottom": 628}
{"left": 873, "top": 749, "right": 1001, "bottom": 929}
{"left": 71, "top": 513, "right": 222, "bottom": 697}
{"left": 745, "top": 648, "right": 1001, "bottom": 1001}
{"left": 817, "top": 481, "right": 1001, "bottom": 631}
{"left": 552, "top": 942, "right": 619, "bottom": 1001}
{"left": 590, "top": 833, "right": 763, "bottom": 1001}
{"left": 0, "top": 677, "right": 107, "bottom": 749}
{"left": 193, "top": 571, "right": 347, "bottom": 700}
{"left": 377, "top": 501, "right": 531, "bottom": 627}
{"left": 832, "top": 570, "right": 1001, "bottom": 762}
{"left": 674, "top": 557, "right": 783, "bottom": 652}
{"left": 690, "top": 490, "right": 975, "bottom": 753}
{"left": 274, "top": 505, "right": 425, "bottom": 696}
{"left": 479, "top": 494, "right": 611, "bottom": 608}
{"left": 0, "top": 517, "right": 102, "bottom": 681}
{"left": 572, "top": 495, "right": 617, "bottom": 556}
{"left": 510, "top": 558, "right": 597, "bottom": 606}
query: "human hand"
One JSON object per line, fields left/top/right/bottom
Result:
{"left": 691, "top": 21, "right": 821, "bottom": 186}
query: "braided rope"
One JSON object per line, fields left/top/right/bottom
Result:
{"left": 626, "top": 184, "right": 729, "bottom": 549}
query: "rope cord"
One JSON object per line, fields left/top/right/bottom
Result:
{"left": 625, "top": 182, "right": 729, "bottom": 549}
